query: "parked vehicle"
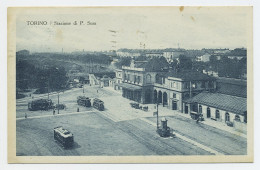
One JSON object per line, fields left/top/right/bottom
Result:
{"left": 55, "top": 104, "right": 66, "bottom": 110}
{"left": 93, "top": 98, "right": 104, "bottom": 111}
{"left": 130, "top": 102, "right": 139, "bottom": 109}
{"left": 28, "top": 99, "right": 53, "bottom": 111}
{"left": 157, "top": 117, "right": 171, "bottom": 137}
{"left": 54, "top": 126, "right": 74, "bottom": 148}
{"left": 77, "top": 96, "right": 91, "bottom": 107}
{"left": 226, "top": 121, "right": 233, "bottom": 127}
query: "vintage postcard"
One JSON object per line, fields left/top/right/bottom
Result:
{"left": 8, "top": 7, "right": 253, "bottom": 163}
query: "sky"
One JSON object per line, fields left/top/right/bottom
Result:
{"left": 15, "top": 7, "right": 252, "bottom": 53}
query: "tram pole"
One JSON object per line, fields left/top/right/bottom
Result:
{"left": 156, "top": 101, "right": 159, "bottom": 129}
{"left": 58, "top": 91, "right": 60, "bottom": 114}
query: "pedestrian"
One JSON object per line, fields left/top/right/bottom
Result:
{"left": 25, "top": 113, "right": 27, "bottom": 119}
{"left": 53, "top": 109, "right": 55, "bottom": 115}
{"left": 77, "top": 107, "right": 79, "bottom": 112}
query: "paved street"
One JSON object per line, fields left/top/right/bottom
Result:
{"left": 16, "top": 85, "right": 247, "bottom": 156}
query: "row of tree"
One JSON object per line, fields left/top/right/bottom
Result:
{"left": 16, "top": 60, "right": 68, "bottom": 93}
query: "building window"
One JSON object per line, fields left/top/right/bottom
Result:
{"left": 225, "top": 112, "right": 230, "bottom": 122}
{"left": 184, "top": 82, "right": 189, "bottom": 89}
{"left": 215, "top": 110, "right": 220, "bottom": 119}
{"left": 171, "top": 81, "right": 176, "bottom": 88}
{"left": 173, "top": 93, "right": 176, "bottom": 98}
{"left": 235, "top": 115, "right": 241, "bottom": 122}
{"left": 146, "top": 74, "right": 151, "bottom": 83}
{"left": 156, "top": 74, "right": 161, "bottom": 84}
{"left": 137, "top": 76, "right": 141, "bottom": 84}
{"left": 207, "top": 107, "right": 211, "bottom": 118}
{"left": 199, "top": 105, "right": 202, "bottom": 113}
{"left": 162, "top": 77, "right": 165, "bottom": 84}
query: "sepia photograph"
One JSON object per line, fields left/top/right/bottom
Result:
{"left": 7, "top": 7, "right": 253, "bottom": 163}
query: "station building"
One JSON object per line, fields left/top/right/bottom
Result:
{"left": 117, "top": 59, "right": 216, "bottom": 113}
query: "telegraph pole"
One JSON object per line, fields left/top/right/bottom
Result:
{"left": 156, "top": 101, "right": 159, "bottom": 129}
{"left": 190, "top": 81, "right": 192, "bottom": 98}
{"left": 58, "top": 91, "right": 60, "bottom": 114}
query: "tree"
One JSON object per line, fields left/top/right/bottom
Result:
{"left": 177, "top": 55, "right": 192, "bottom": 71}
{"left": 115, "top": 57, "right": 132, "bottom": 68}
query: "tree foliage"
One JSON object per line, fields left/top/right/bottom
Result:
{"left": 16, "top": 60, "right": 68, "bottom": 93}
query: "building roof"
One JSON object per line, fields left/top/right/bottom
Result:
{"left": 216, "top": 77, "right": 247, "bottom": 98}
{"left": 166, "top": 71, "right": 215, "bottom": 81}
{"left": 119, "top": 83, "right": 142, "bottom": 91}
{"left": 185, "top": 92, "right": 247, "bottom": 115}
{"left": 217, "top": 77, "right": 247, "bottom": 86}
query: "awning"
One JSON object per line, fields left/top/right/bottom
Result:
{"left": 119, "top": 83, "right": 142, "bottom": 91}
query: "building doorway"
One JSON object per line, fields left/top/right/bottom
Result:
{"left": 184, "top": 104, "right": 188, "bottom": 114}
{"left": 172, "top": 101, "right": 177, "bottom": 110}
{"left": 163, "top": 92, "right": 168, "bottom": 106}
{"left": 145, "top": 90, "right": 152, "bottom": 104}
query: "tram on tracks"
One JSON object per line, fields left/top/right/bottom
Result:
{"left": 93, "top": 98, "right": 104, "bottom": 111}
{"left": 54, "top": 126, "right": 74, "bottom": 148}
{"left": 28, "top": 99, "right": 53, "bottom": 111}
{"left": 77, "top": 96, "right": 91, "bottom": 107}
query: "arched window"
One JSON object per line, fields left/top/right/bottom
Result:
{"left": 146, "top": 74, "right": 151, "bottom": 83}
{"left": 199, "top": 105, "right": 202, "bottom": 113}
{"left": 235, "top": 115, "right": 241, "bottom": 121}
{"left": 215, "top": 110, "right": 220, "bottom": 119}
{"left": 225, "top": 112, "right": 230, "bottom": 122}
{"left": 207, "top": 107, "right": 211, "bottom": 118}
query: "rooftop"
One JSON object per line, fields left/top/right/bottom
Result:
{"left": 185, "top": 92, "right": 247, "bottom": 115}
{"left": 166, "top": 71, "right": 215, "bottom": 81}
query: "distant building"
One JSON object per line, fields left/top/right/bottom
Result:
{"left": 203, "top": 70, "right": 219, "bottom": 77}
{"left": 99, "top": 75, "right": 111, "bottom": 87}
{"left": 227, "top": 55, "right": 245, "bottom": 60}
{"left": 114, "top": 69, "right": 123, "bottom": 91}
{"left": 145, "top": 52, "right": 163, "bottom": 58}
{"left": 116, "top": 51, "right": 141, "bottom": 58}
{"left": 196, "top": 53, "right": 211, "bottom": 62}
{"left": 163, "top": 50, "right": 186, "bottom": 62}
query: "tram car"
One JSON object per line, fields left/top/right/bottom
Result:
{"left": 77, "top": 96, "right": 91, "bottom": 107}
{"left": 28, "top": 99, "right": 53, "bottom": 111}
{"left": 156, "top": 117, "right": 171, "bottom": 137}
{"left": 93, "top": 98, "right": 104, "bottom": 111}
{"left": 54, "top": 126, "right": 74, "bottom": 148}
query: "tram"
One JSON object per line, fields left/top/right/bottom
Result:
{"left": 54, "top": 126, "right": 74, "bottom": 148}
{"left": 93, "top": 98, "right": 104, "bottom": 111}
{"left": 77, "top": 96, "right": 91, "bottom": 107}
{"left": 28, "top": 99, "right": 53, "bottom": 111}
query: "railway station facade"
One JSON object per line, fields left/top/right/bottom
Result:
{"left": 116, "top": 60, "right": 217, "bottom": 113}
